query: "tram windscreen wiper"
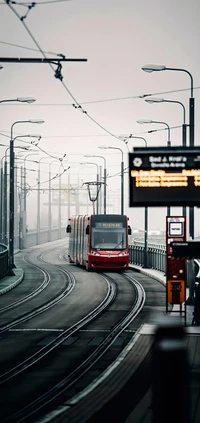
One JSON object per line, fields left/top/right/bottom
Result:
{"left": 113, "top": 238, "right": 124, "bottom": 249}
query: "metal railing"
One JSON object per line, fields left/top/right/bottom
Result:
{"left": 129, "top": 241, "right": 166, "bottom": 272}
{"left": 0, "top": 243, "right": 8, "bottom": 279}
{"left": 1, "top": 231, "right": 167, "bottom": 280}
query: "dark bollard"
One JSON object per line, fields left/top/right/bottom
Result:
{"left": 192, "top": 280, "right": 200, "bottom": 325}
{"left": 152, "top": 321, "right": 190, "bottom": 423}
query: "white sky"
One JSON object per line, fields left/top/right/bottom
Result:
{"left": 0, "top": 0, "right": 200, "bottom": 230}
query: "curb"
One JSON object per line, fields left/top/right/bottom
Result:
{"left": 0, "top": 270, "right": 24, "bottom": 295}
{"left": 128, "top": 264, "right": 166, "bottom": 286}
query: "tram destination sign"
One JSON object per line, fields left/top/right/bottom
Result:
{"left": 129, "top": 147, "right": 200, "bottom": 207}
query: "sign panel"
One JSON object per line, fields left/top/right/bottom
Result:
{"left": 129, "top": 147, "right": 200, "bottom": 207}
{"left": 171, "top": 242, "right": 200, "bottom": 259}
{"left": 167, "top": 280, "right": 185, "bottom": 304}
{"left": 166, "top": 216, "right": 186, "bottom": 310}
{"left": 95, "top": 222, "right": 123, "bottom": 228}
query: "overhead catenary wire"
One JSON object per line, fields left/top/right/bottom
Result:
{"left": 4, "top": 1, "right": 186, "bottom": 145}
{"left": 0, "top": 41, "right": 199, "bottom": 104}
{"left": 0, "top": 125, "right": 183, "bottom": 141}
{"left": 0, "top": 0, "right": 72, "bottom": 5}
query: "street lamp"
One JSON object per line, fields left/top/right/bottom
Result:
{"left": 9, "top": 119, "right": 44, "bottom": 272}
{"left": 145, "top": 97, "right": 186, "bottom": 146}
{"left": 99, "top": 146, "right": 124, "bottom": 215}
{"left": 84, "top": 154, "right": 107, "bottom": 214}
{"left": 0, "top": 145, "right": 31, "bottom": 245}
{"left": 22, "top": 153, "right": 39, "bottom": 248}
{"left": 142, "top": 64, "right": 194, "bottom": 144}
{"left": 48, "top": 159, "right": 61, "bottom": 242}
{"left": 142, "top": 64, "right": 195, "bottom": 239}
{"left": 13, "top": 134, "right": 41, "bottom": 145}
{"left": 145, "top": 96, "right": 187, "bottom": 218}
{"left": 137, "top": 119, "right": 171, "bottom": 216}
{"left": 128, "top": 135, "right": 147, "bottom": 148}
{"left": 36, "top": 156, "right": 53, "bottom": 245}
{"left": 137, "top": 119, "right": 171, "bottom": 147}
{"left": 132, "top": 136, "right": 149, "bottom": 268}
{"left": 80, "top": 162, "right": 100, "bottom": 214}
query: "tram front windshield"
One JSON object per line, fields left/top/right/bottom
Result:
{"left": 91, "top": 226, "right": 127, "bottom": 250}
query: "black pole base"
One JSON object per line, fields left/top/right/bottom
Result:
{"left": 186, "top": 296, "right": 195, "bottom": 305}
{"left": 7, "top": 269, "right": 15, "bottom": 276}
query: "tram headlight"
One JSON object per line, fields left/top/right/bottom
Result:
{"left": 91, "top": 250, "right": 101, "bottom": 256}
{"left": 118, "top": 251, "right": 128, "bottom": 256}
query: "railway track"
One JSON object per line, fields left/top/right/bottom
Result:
{"left": 0, "top": 243, "right": 165, "bottom": 423}
{"left": 0, "top": 271, "right": 144, "bottom": 423}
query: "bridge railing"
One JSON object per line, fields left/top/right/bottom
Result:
{"left": 2, "top": 228, "right": 167, "bottom": 276}
{"left": 129, "top": 241, "right": 166, "bottom": 272}
{"left": 0, "top": 243, "right": 8, "bottom": 279}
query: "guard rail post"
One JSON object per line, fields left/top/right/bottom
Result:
{"left": 192, "top": 280, "right": 200, "bottom": 325}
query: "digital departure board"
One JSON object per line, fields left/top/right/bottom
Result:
{"left": 129, "top": 147, "right": 200, "bottom": 207}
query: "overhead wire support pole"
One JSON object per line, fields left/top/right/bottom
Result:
{"left": 0, "top": 57, "right": 87, "bottom": 82}
{"left": 0, "top": 58, "right": 87, "bottom": 63}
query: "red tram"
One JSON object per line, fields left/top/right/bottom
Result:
{"left": 66, "top": 214, "right": 132, "bottom": 271}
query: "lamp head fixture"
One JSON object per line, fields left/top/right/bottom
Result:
{"left": 137, "top": 119, "right": 153, "bottom": 124}
{"left": 29, "top": 119, "right": 45, "bottom": 124}
{"left": 142, "top": 64, "right": 166, "bottom": 72}
{"left": 145, "top": 97, "right": 164, "bottom": 104}
{"left": 17, "top": 97, "right": 36, "bottom": 103}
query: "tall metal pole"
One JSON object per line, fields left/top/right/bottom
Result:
{"left": 120, "top": 156, "right": 124, "bottom": 215}
{"left": 14, "top": 156, "right": 19, "bottom": 250}
{"left": 8, "top": 120, "right": 38, "bottom": 271}
{"left": 19, "top": 166, "right": 23, "bottom": 250}
{"left": 99, "top": 147, "right": 123, "bottom": 215}
{"left": 189, "top": 97, "right": 195, "bottom": 239}
{"left": 48, "top": 167, "right": 52, "bottom": 242}
{"left": 9, "top": 127, "right": 15, "bottom": 271}
{"left": 85, "top": 155, "right": 107, "bottom": 214}
{"left": 104, "top": 165, "right": 107, "bottom": 214}
{"left": 96, "top": 169, "right": 99, "bottom": 214}
{"left": 68, "top": 171, "right": 70, "bottom": 219}
{"left": 144, "top": 206, "right": 149, "bottom": 268}
{"left": 0, "top": 166, "right": 2, "bottom": 241}
{"left": 37, "top": 163, "right": 41, "bottom": 245}
{"left": 99, "top": 166, "right": 102, "bottom": 214}
{"left": 58, "top": 167, "right": 61, "bottom": 238}
{"left": 3, "top": 160, "right": 7, "bottom": 245}
{"left": 23, "top": 166, "right": 27, "bottom": 248}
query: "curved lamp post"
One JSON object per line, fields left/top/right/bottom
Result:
{"left": 137, "top": 119, "right": 171, "bottom": 147}
{"left": 80, "top": 162, "right": 100, "bottom": 214}
{"left": 145, "top": 97, "right": 186, "bottom": 146}
{"left": 137, "top": 119, "right": 171, "bottom": 216}
{"left": 145, "top": 97, "right": 187, "bottom": 218}
{"left": 9, "top": 119, "right": 44, "bottom": 272}
{"left": 128, "top": 135, "right": 147, "bottom": 148}
{"left": 36, "top": 156, "right": 53, "bottom": 245}
{"left": 84, "top": 154, "right": 107, "bottom": 214}
{"left": 0, "top": 145, "right": 30, "bottom": 245}
{"left": 99, "top": 146, "right": 124, "bottom": 215}
{"left": 142, "top": 63, "right": 194, "bottom": 146}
